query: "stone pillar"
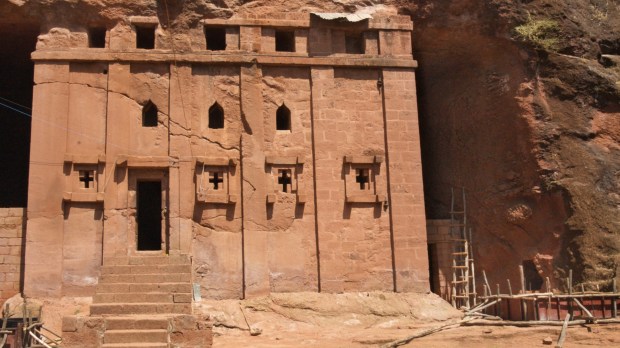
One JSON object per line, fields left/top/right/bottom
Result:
{"left": 24, "top": 63, "right": 70, "bottom": 297}
{"left": 382, "top": 68, "right": 429, "bottom": 292}
{"left": 240, "top": 64, "right": 268, "bottom": 298}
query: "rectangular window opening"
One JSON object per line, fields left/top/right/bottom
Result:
{"left": 275, "top": 30, "right": 295, "bottom": 52}
{"left": 136, "top": 25, "right": 156, "bottom": 49}
{"left": 345, "top": 33, "right": 365, "bottom": 54}
{"left": 88, "top": 27, "right": 107, "bottom": 48}
{"left": 205, "top": 26, "right": 227, "bottom": 51}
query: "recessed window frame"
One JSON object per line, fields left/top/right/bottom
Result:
{"left": 345, "top": 32, "right": 365, "bottom": 54}
{"left": 276, "top": 104, "right": 291, "bottom": 131}
{"left": 204, "top": 26, "right": 227, "bottom": 51}
{"left": 275, "top": 30, "right": 296, "bottom": 52}
{"left": 88, "top": 27, "right": 107, "bottom": 48}
{"left": 208, "top": 102, "right": 225, "bottom": 129}
{"left": 135, "top": 24, "right": 156, "bottom": 49}
{"left": 142, "top": 100, "right": 158, "bottom": 127}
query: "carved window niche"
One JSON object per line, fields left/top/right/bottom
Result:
{"left": 195, "top": 157, "right": 237, "bottom": 204}
{"left": 343, "top": 155, "right": 386, "bottom": 203}
{"left": 265, "top": 156, "right": 305, "bottom": 205}
{"left": 63, "top": 154, "right": 106, "bottom": 202}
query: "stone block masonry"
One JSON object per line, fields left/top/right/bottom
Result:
{"left": 22, "top": 13, "right": 429, "bottom": 300}
{"left": 0, "top": 208, "right": 24, "bottom": 303}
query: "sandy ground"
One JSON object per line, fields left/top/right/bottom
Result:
{"left": 212, "top": 320, "right": 620, "bottom": 347}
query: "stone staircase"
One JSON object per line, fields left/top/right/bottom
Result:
{"left": 62, "top": 254, "right": 212, "bottom": 348}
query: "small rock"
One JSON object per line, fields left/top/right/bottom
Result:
{"left": 542, "top": 337, "right": 553, "bottom": 345}
{"left": 483, "top": 329, "right": 493, "bottom": 334}
{"left": 250, "top": 327, "right": 263, "bottom": 336}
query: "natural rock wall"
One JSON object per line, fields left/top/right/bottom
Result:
{"left": 3, "top": 0, "right": 619, "bottom": 292}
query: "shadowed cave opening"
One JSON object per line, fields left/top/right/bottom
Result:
{"left": 0, "top": 22, "right": 38, "bottom": 207}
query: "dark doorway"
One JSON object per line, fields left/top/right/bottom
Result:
{"left": 522, "top": 259, "right": 544, "bottom": 291}
{"left": 137, "top": 181, "right": 162, "bottom": 250}
{"left": 428, "top": 244, "right": 440, "bottom": 294}
{"left": 0, "top": 22, "right": 38, "bottom": 207}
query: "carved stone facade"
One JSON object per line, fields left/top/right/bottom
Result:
{"left": 24, "top": 13, "right": 428, "bottom": 300}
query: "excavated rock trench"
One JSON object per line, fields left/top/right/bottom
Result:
{"left": 1, "top": 0, "right": 619, "bottom": 295}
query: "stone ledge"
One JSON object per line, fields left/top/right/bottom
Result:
{"left": 62, "top": 192, "right": 105, "bottom": 202}
{"left": 344, "top": 155, "right": 384, "bottom": 164}
{"left": 196, "top": 193, "right": 237, "bottom": 204}
{"left": 116, "top": 155, "right": 175, "bottom": 168}
{"left": 31, "top": 50, "right": 418, "bottom": 68}
{"left": 265, "top": 156, "right": 304, "bottom": 165}
{"left": 346, "top": 194, "right": 387, "bottom": 203}
{"left": 195, "top": 157, "right": 237, "bottom": 167}
{"left": 64, "top": 154, "right": 106, "bottom": 164}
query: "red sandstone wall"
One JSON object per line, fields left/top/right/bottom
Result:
{"left": 22, "top": 13, "right": 428, "bottom": 299}
{"left": 0, "top": 208, "right": 24, "bottom": 302}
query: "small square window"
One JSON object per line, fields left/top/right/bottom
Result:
{"left": 345, "top": 33, "right": 365, "bottom": 54}
{"left": 88, "top": 27, "right": 106, "bottom": 48}
{"left": 136, "top": 26, "right": 156, "bottom": 49}
{"left": 275, "top": 30, "right": 295, "bottom": 52}
{"left": 205, "top": 26, "right": 227, "bottom": 51}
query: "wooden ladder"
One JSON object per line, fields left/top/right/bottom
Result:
{"left": 450, "top": 187, "right": 477, "bottom": 309}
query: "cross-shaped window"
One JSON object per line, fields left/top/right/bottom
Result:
{"left": 355, "top": 169, "right": 370, "bottom": 190}
{"left": 278, "top": 169, "right": 292, "bottom": 193}
{"left": 79, "top": 170, "right": 95, "bottom": 189}
{"left": 209, "top": 171, "right": 224, "bottom": 190}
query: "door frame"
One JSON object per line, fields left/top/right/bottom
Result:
{"left": 128, "top": 169, "right": 169, "bottom": 255}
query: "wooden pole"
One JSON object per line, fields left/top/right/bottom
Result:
{"left": 469, "top": 228, "right": 477, "bottom": 306}
{"left": 555, "top": 313, "right": 570, "bottom": 348}
{"left": 467, "top": 300, "right": 500, "bottom": 315}
{"left": 496, "top": 284, "right": 502, "bottom": 318}
{"left": 519, "top": 265, "right": 526, "bottom": 320}
{"left": 464, "top": 240, "right": 470, "bottom": 309}
{"left": 572, "top": 298, "right": 594, "bottom": 319}
{"left": 507, "top": 279, "right": 513, "bottom": 296}
{"left": 482, "top": 270, "right": 491, "bottom": 293}
{"left": 568, "top": 270, "right": 573, "bottom": 318}
{"left": 451, "top": 260, "right": 457, "bottom": 307}
{"left": 613, "top": 279, "right": 617, "bottom": 318}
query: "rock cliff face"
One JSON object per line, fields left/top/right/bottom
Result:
{"left": 3, "top": 0, "right": 619, "bottom": 290}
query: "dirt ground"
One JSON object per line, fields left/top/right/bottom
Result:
{"left": 197, "top": 292, "right": 620, "bottom": 347}
{"left": 212, "top": 317, "right": 620, "bottom": 347}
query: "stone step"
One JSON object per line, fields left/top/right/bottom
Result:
{"left": 101, "top": 264, "right": 191, "bottom": 275}
{"left": 104, "top": 329, "right": 168, "bottom": 344}
{"left": 102, "top": 344, "right": 168, "bottom": 348}
{"left": 99, "top": 273, "right": 191, "bottom": 284}
{"left": 97, "top": 283, "right": 192, "bottom": 294}
{"left": 104, "top": 255, "right": 190, "bottom": 266}
{"left": 95, "top": 293, "right": 191, "bottom": 304}
{"left": 105, "top": 316, "right": 170, "bottom": 330}
{"left": 91, "top": 303, "right": 191, "bottom": 315}
{"left": 95, "top": 293, "right": 173, "bottom": 304}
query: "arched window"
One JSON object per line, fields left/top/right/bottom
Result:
{"left": 208, "top": 102, "right": 224, "bottom": 129}
{"left": 142, "top": 100, "right": 158, "bottom": 127}
{"left": 276, "top": 104, "right": 291, "bottom": 131}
